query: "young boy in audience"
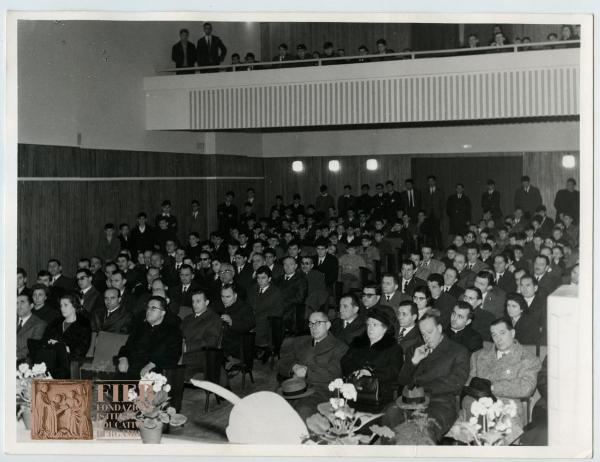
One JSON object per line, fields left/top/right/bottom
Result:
{"left": 338, "top": 242, "right": 366, "bottom": 293}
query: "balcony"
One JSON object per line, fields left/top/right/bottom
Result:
{"left": 144, "top": 43, "right": 579, "bottom": 131}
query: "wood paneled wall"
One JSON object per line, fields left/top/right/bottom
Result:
{"left": 17, "top": 145, "right": 264, "bottom": 275}
{"left": 259, "top": 22, "right": 411, "bottom": 61}
{"left": 523, "top": 151, "right": 580, "bottom": 218}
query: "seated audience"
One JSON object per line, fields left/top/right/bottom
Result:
{"left": 462, "top": 286, "right": 495, "bottom": 342}
{"left": 30, "top": 283, "right": 61, "bottom": 325}
{"left": 330, "top": 293, "right": 366, "bottom": 345}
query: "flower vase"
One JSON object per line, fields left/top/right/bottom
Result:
{"left": 21, "top": 405, "right": 31, "bottom": 430}
{"left": 139, "top": 424, "right": 163, "bottom": 444}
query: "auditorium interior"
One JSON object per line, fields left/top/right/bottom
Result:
{"left": 12, "top": 18, "right": 590, "bottom": 450}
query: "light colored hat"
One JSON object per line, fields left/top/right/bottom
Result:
{"left": 191, "top": 380, "right": 308, "bottom": 444}
{"left": 277, "top": 377, "right": 315, "bottom": 400}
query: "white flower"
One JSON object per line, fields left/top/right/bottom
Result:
{"left": 340, "top": 383, "right": 357, "bottom": 401}
{"left": 486, "top": 408, "right": 497, "bottom": 420}
{"left": 328, "top": 378, "right": 344, "bottom": 392}
{"left": 24, "top": 370, "right": 33, "bottom": 378}
{"left": 479, "top": 397, "right": 494, "bottom": 408}
{"left": 504, "top": 400, "right": 518, "bottom": 418}
{"left": 468, "top": 417, "right": 479, "bottom": 425}
{"left": 32, "top": 364, "right": 47, "bottom": 376}
{"left": 163, "top": 384, "right": 171, "bottom": 393}
{"left": 470, "top": 400, "right": 486, "bottom": 417}
{"left": 329, "top": 397, "right": 345, "bottom": 410}
{"left": 18, "top": 363, "right": 30, "bottom": 374}
{"left": 152, "top": 382, "right": 163, "bottom": 393}
{"left": 334, "top": 409, "right": 347, "bottom": 420}
{"left": 127, "top": 389, "right": 138, "bottom": 401}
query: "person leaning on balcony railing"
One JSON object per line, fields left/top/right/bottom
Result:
{"left": 244, "top": 52, "right": 257, "bottom": 71}
{"left": 294, "top": 44, "right": 313, "bottom": 67}
{"left": 356, "top": 45, "right": 371, "bottom": 63}
{"left": 557, "top": 25, "right": 579, "bottom": 49}
{"left": 272, "top": 43, "right": 294, "bottom": 69}
{"left": 490, "top": 31, "right": 511, "bottom": 53}
{"left": 226, "top": 53, "right": 241, "bottom": 72}
{"left": 320, "top": 41, "right": 339, "bottom": 65}
{"left": 374, "top": 38, "right": 395, "bottom": 61}
{"left": 171, "top": 28, "right": 197, "bottom": 75}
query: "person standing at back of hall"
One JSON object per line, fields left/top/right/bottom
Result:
{"left": 446, "top": 183, "right": 471, "bottom": 237}
{"left": 171, "top": 28, "right": 197, "bottom": 75}
{"left": 196, "top": 22, "right": 227, "bottom": 72}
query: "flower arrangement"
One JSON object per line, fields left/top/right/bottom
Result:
{"left": 448, "top": 397, "right": 519, "bottom": 446}
{"left": 16, "top": 363, "right": 52, "bottom": 408}
{"left": 304, "top": 378, "right": 394, "bottom": 445}
{"left": 117, "top": 372, "right": 187, "bottom": 430}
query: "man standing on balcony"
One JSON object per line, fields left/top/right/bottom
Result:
{"left": 196, "top": 22, "right": 227, "bottom": 72}
{"left": 171, "top": 28, "right": 197, "bottom": 75}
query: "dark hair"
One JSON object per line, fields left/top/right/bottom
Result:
{"left": 17, "top": 267, "right": 27, "bottom": 277}
{"left": 278, "top": 43, "right": 288, "bottom": 50}
{"left": 137, "top": 212, "right": 147, "bottom": 219}
{"left": 323, "top": 41, "right": 333, "bottom": 49}
{"left": 255, "top": 265, "right": 272, "bottom": 278}
{"left": 427, "top": 174, "right": 437, "bottom": 181}
{"left": 76, "top": 268, "right": 92, "bottom": 278}
{"left": 376, "top": 38, "right": 387, "bottom": 46}
{"left": 475, "top": 271, "right": 494, "bottom": 286}
{"left": 444, "top": 266, "right": 459, "bottom": 279}
{"left": 363, "top": 283, "right": 382, "bottom": 295}
{"left": 505, "top": 293, "right": 527, "bottom": 316}
{"left": 519, "top": 274, "right": 537, "bottom": 286}
{"left": 191, "top": 289, "right": 209, "bottom": 300}
{"left": 398, "top": 300, "right": 418, "bottom": 316}
{"left": 535, "top": 255, "right": 550, "bottom": 266}
{"left": 465, "top": 286, "right": 483, "bottom": 300}
{"left": 48, "top": 258, "right": 61, "bottom": 266}
{"left": 179, "top": 264, "right": 194, "bottom": 273}
{"left": 494, "top": 253, "right": 508, "bottom": 264}
{"left": 427, "top": 273, "right": 444, "bottom": 286}
{"left": 297, "top": 43, "right": 307, "bottom": 50}
{"left": 490, "top": 317, "right": 513, "bottom": 330}
{"left": 401, "top": 259, "right": 416, "bottom": 270}
{"left": 203, "top": 22, "right": 212, "bottom": 28}
{"left": 60, "top": 293, "right": 81, "bottom": 311}
{"left": 179, "top": 28, "right": 189, "bottom": 35}
{"left": 413, "top": 285, "right": 432, "bottom": 304}
{"left": 340, "top": 292, "right": 361, "bottom": 308}
{"left": 418, "top": 310, "right": 442, "bottom": 326}
{"left": 455, "top": 300, "right": 474, "bottom": 319}
{"left": 17, "top": 293, "right": 34, "bottom": 304}
{"left": 381, "top": 272, "right": 399, "bottom": 286}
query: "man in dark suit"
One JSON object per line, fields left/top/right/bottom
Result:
{"left": 384, "top": 180, "right": 402, "bottom": 221}
{"left": 75, "top": 269, "right": 103, "bottom": 315}
{"left": 330, "top": 293, "right": 366, "bottom": 345}
{"left": 130, "top": 213, "right": 157, "bottom": 255}
{"left": 48, "top": 258, "right": 76, "bottom": 295}
{"left": 275, "top": 257, "right": 308, "bottom": 335}
{"left": 427, "top": 274, "right": 455, "bottom": 328}
{"left": 442, "top": 267, "right": 464, "bottom": 299}
{"left": 514, "top": 175, "right": 543, "bottom": 219}
{"left": 394, "top": 300, "right": 423, "bottom": 361}
{"left": 314, "top": 239, "right": 338, "bottom": 291}
{"left": 453, "top": 253, "right": 476, "bottom": 290}
{"left": 171, "top": 28, "right": 196, "bottom": 74}
{"left": 383, "top": 311, "right": 470, "bottom": 443}
{"left": 399, "top": 259, "right": 426, "bottom": 297}
{"left": 169, "top": 264, "right": 202, "bottom": 309}
{"left": 188, "top": 199, "right": 203, "bottom": 236}
{"left": 519, "top": 274, "right": 548, "bottom": 343}
{"left": 301, "top": 257, "right": 328, "bottom": 318}
{"left": 213, "top": 284, "right": 255, "bottom": 363}
{"left": 272, "top": 43, "right": 294, "bottom": 68}
{"left": 554, "top": 177, "right": 579, "bottom": 224}
{"left": 481, "top": 179, "right": 503, "bottom": 220}
{"left": 110, "top": 270, "right": 136, "bottom": 314}
{"left": 446, "top": 183, "right": 472, "bottom": 237}
{"left": 87, "top": 287, "right": 133, "bottom": 357}
{"left": 463, "top": 286, "right": 495, "bottom": 342}
{"left": 154, "top": 199, "right": 178, "bottom": 233}
{"left": 337, "top": 185, "right": 356, "bottom": 218}
{"left": 355, "top": 184, "right": 373, "bottom": 215}
{"left": 422, "top": 175, "right": 445, "bottom": 250}
{"left": 465, "top": 244, "right": 489, "bottom": 273}
{"left": 493, "top": 253, "right": 517, "bottom": 293}
{"left": 264, "top": 248, "right": 284, "bottom": 280}
{"left": 534, "top": 205, "right": 555, "bottom": 239}
{"left": 533, "top": 255, "right": 562, "bottom": 296}
{"left": 17, "top": 293, "right": 47, "bottom": 363}
{"left": 17, "top": 268, "right": 31, "bottom": 297}
{"left": 117, "top": 296, "right": 182, "bottom": 379}
{"left": 31, "top": 284, "right": 61, "bottom": 326}
{"left": 399, "top": 178, "right": 422, "bottom": 221}
{"left": 196, "top": 22, "right": 227, "bottom": 71}
{"left": 217, "top": 191, "right": 238, "bottom": 234}
{"left": 181, "top": 290, "right": 223, "bottom": 380}
{"left": 380, "top": 273, "right": 410, "bottom": 311}
{"left": 445, "top": 302, "right": 483, "bottom": 353}
{"left": 473, "top": 271, "right": 506, "bottom": 319}
{"left": 234, "top": 251, "right": 255, "bottom": 295}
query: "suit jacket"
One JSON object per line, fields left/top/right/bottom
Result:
{"left": 304, "top": 269, "right": 328, "bottom": 311}
{"left": 446, "top": 194, "right": 472, "bottom": 235}
{"left": 467, "top": 260, "right": 489, "bottom": 274}
{"left": 480, "top": 286, "right": 506, "bottom": 318}
{"left": 246, "top": 283, "right": 284, "bottom": 345}
{"left": 399, "top": 189, "right": 422, "bottom": 219}
{"left": 337, "top": 195, "right": 356, "bottom": 217}
{"left": 554, "top": 188, "right": 580, "bottom": 223}
{"left": 457, "top": 269, "right": 476, "bottom": 289}
{"left": 196, "top": 35, "right": 227, "bottom": 66}
{"left": 415, "top": 258, "right": 445, "bottom": 280}
{"left": 277, "top": 333, "right": 349, "bottom": 389}
{"left": 444, "top": 283, "right": 464, "bottom": 300}
{"left": 355, "top": 193, "right": 374, "bottom": 214}
{"left": 80, "top": 286, "right": 103, "bottom": 315}
{"left": 400, "top": 277, "right": 426, "bottom": 297}
{"left": 511, "top": 313, "right": 541, "bottom": 346}
{"left": 422, "top": 187, "right": 445, "bottom": 220}
{"left": 42, "top": 315, "right": 92, "bottom": 361}
{"left": 469, "top": 341, "right": 542, "bottom": 399}
{"left": 96, "top": 236, "right": 122, "bottom": 263}
{"left": 268, "top": 263, "right": 284, "bottom": 281}
{"left": 188, "top": 211, "right": 203, "bottom": 236}
{"left": 52, "top": 274, "right": 76, "bottom": 293}
{"left": 380, "top": 291, "right": 410, "bottom": 311}
{"left": 494, "top": 272, "right": 517, "bottom": 294}
{"left": 535, "top": 272, "right": 561, "bottom": 297}
{"left": 130, "top": 225, "right": 157, "bottom": 254}
{"left": 471, "top": 307, "right": 495, "bottom": 342}
{"left": 91, "top": 305, "right": 132, "bottom": 334}
{"left": 514, "top": 187, "right": 543, "bottom": 216}
{"left": 17, "top": 315, "right": 47, "bottom": 361}
{"left": 431, "top": 292, "right": 457, "bottom": 328}
{"left": 397, "top": 326, "right": 423, "bottom": 362}
{"left": 315, "top": 254, "right": 339, "bottom": 288}
{"left": 398, "top": 336, "right": 470, "bottom": 401}
{"left": 445, "top": 326, "right": 483, "bottom": 353}
{"left": 169, "top": 281, "right": 203, "bottom": 309}
{"left": 171, "top": 41, "right": 197, "bottom": 68}
{"left": 212, "top": 298, "right": 255, "bottom": 358}
{"left": 330, "top": 315, "right": 366, "bottom": 346}
{"left": 234, "top": 264, "right": 255, "bottom": 294}
{"left": 481, "top": 190, "right": 502, "bottom": 219}
{"left": 181, "top": 309, "right": 222, "bottom": 356}
{"left": 275, "top": 272, "right": 308, "bottom": 315}
{"left": 271, "top": 52, "right": 294, "bottom": 68}
{"left": 32, "top": 303, "right": 61, "bottom": 326}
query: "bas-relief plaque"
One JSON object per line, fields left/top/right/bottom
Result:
{"left": 30, "top": 380, "right": 93, "bottom": 440}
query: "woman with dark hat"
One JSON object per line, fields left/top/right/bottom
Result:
{"left": 341, "top": 306, "right": 404, "bottom": 407}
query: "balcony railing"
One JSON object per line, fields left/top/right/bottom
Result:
{"left": 144, "top": 42, "right": 580, "bottom": 131}
{"left": 156, "top": 40, "right": 580, "bottom": 74}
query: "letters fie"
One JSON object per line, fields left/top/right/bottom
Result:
{"left": 96, "top": 383, "right": 154, "bottom": 402}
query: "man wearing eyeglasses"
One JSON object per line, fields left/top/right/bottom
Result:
{"left": 277, "top": 311, "right": 348, "bottom": 418}
{"left": 76, "top": 268, "right": 103, "bottom": 315}
{"left": 210, "top": 262, "right": 247, "bottom": 305}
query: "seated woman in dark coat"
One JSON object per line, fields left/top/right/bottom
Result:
{"left": 41, "top": 294, "right": 91, "bottom": 378}
{"left": 341, "top": 306, "right": 404, "bottom": 407}
{"left": 505, "top": 293, "right": 540, "bottom": 346}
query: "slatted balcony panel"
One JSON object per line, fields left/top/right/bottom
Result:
{"left": 145, "top": 48, "right": 579, "bottom": 131}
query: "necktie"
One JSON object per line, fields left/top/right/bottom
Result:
{"left": 79, "top": 291, "right": 85, "bottom": 299}
{"left": 409, "top": 190, "right": 413, "bottom": 207}
{"left": 207, "top": 36, "right": 211, "bottom": 48}
{"left": 286, "top": 276, "right": 291, "bottom": 281}
{"left": 386, "top": 295, "right": 391, "bottom": 302}
{"left": 17, "top": 318, "right": 23, "bottom": 332}
{"left": 344, "top": 321, "right": 349, "bottom": 328}
{"left": 430, "top": 187, "right": 434, "bottom": 195}
{"left": 468, "top": 263, "right": 473, "bottom": 270}
{"left": 398, "top": 328, "right": 406, "bottom": 342}
{"left": 319, "top": 259, "right": 324, "bottom": 266}
{"left": 402, "top": 280, "right": 408, "bottom": 294}
{"left": 182, "top": 286, "right": 187, "bottom": 294}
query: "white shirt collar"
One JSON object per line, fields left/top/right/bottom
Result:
{"left": 19, "top": 314, "right": 32, "bottom": 325}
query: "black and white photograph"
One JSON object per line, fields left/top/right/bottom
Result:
{"left": 2, "top": 6, "right": 595, "bottom": 459}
